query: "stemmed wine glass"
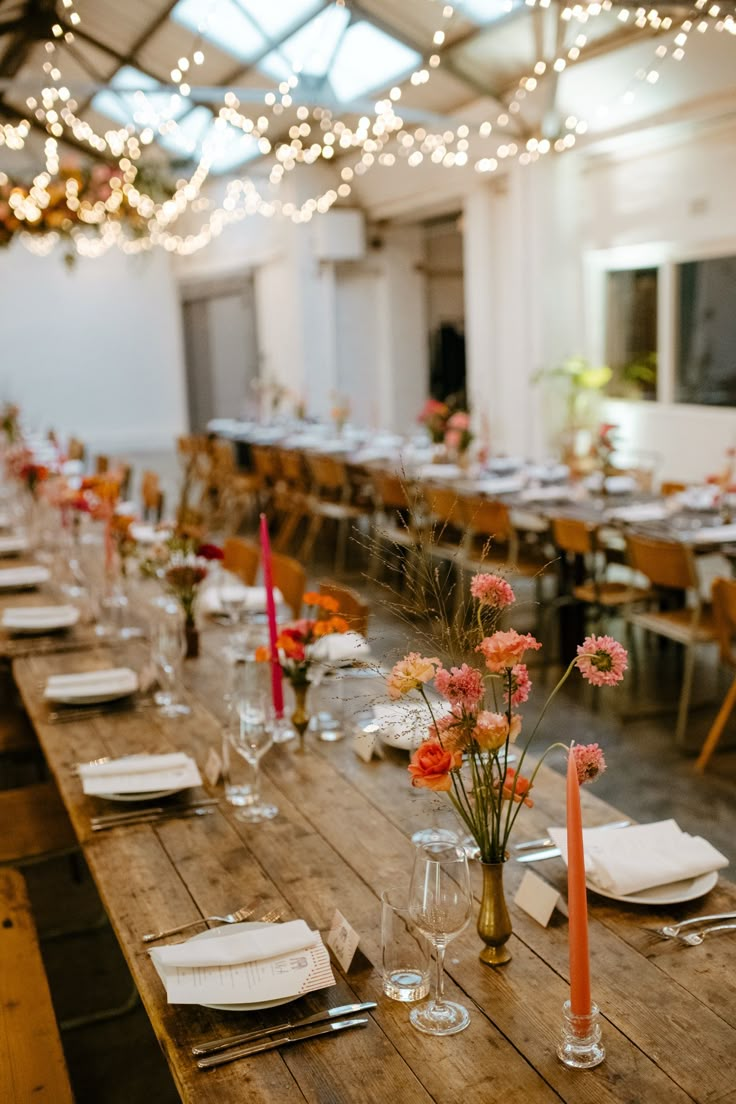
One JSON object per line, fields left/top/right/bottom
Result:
{"left": 408, "top": 841, "right": 473, "bottom": 1035}
{"left": 228, "top": 672, "right": 278, "bottom": 823}
{"left": 150, "top": 603, "right": 190, "bottom": 717}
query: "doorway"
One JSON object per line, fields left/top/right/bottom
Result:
{"left": 423, "top": 214, "right": 466, "bottom": 405}
{"left": 180, "top": 273, "right": 259, "bottom": 431}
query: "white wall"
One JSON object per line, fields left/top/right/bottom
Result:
{"left": 0, "top": 242, "right": 188, "bottom": 453}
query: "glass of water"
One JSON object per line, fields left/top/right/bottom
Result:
{"left": 229, "top": 675, "right": 278, "bottom": 823}
{"left": 150, "top": 602, "right": 190, "bottom": 718}
{"left": 381, "top": 888, "right": 430, "bottom": 1002}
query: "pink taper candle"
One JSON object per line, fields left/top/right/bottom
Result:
{"left": 566, "top": 745, "right": 592, "bottom": 1019}
{"left": 259, "top": 513, "right": 284, "bottom": 717}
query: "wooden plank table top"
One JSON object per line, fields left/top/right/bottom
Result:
{"left": 11, "top": 628, "right": 736, "bottom": 1104}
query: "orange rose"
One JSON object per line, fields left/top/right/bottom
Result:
{"left": 254, "top": 645, "right": 271, "bottom": 663}
{"left": 408, "top": 739, "right": 462, "bottom": 792}
{"left": 501, "top": 768, "right": 534, "bottom": 807}
{"left": 312, "top": 615, "right": 349, "bottom": 637}
{"left": 303, "top": 591, "right": 339, "bottom": 613}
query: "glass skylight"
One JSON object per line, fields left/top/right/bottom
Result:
{"left": 259, "top": 4, "right": 350, "bottom": 83}
{"left": 456, "top": 0, "right": 523, "bottom": 25}
{"left": 92, "top": 66, "right": 188, "bottom": 129}
{"left": 328, "top": 21, "right": 420, "bottom": 104}
{"left": 155, "top": 108, "right": 259, "bottom": 173}
{"left": 171, "top": 0, "right": 266, "bottom": 62}
{"left": 238, "top": 0, "right": 322, "bottom": 42}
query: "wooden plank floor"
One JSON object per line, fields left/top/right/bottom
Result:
{"left": 10, "top": 624, "right": 736, "bottom": 1104}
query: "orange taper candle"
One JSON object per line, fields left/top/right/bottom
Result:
{"left": 566, "top": 745, "right": 592, "bottom": 1018}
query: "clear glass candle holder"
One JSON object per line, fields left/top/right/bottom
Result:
{"left": 557, "top": 1000, "right": 605, "bottom": 1069}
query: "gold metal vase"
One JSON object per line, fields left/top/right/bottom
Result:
{"left": 291, "top": 683, "right": 310, "bottom": 753}
{"left": 477, "top": 861, "right": 512, "bottom": 966}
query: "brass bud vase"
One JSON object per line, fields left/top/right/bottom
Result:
{"left": 477, "top": 861, "right": 512, "bottom": 966}
{"left": 184, "top": 618, "right": 199, "bottom": 659}
{"left": 291, "top": 683, "right": 310, "bottom": 753}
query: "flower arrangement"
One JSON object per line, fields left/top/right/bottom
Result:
{"left": 330, "top": 395, "right": 351, "bottom": 435}
{"left": 387, "top": 572, "right": 626, "bottom": 864}
{"left": 418, "top": 398, "right": 450, "bottom": 444}
{"left": 1, "top": 403, "right": 20, "bottom": 443}
{"left": 444, "top": 410, "right": 473, "bottom": 456}
{"left": 256, "top": 592, "right": 350, "bottom": 688}
{"left": 418, "top": 398, "right": 473, "bottom": 453}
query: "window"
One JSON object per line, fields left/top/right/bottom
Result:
{"left": 676, "top": 255, "right": 736, "bottom": 406}
{"left": 604, "top": 267, "right": 658, "bottom": 400}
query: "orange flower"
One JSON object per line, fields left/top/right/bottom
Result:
{"left": 303, "top": 591, "right": 339, "bottom": 613}
{"left": 312, "top": 615, "right": 349, "bottom": 637}
{"left": 276, "top": 633, "right": 306, "bottom": 661}
{"left": 408, "top": 739, "right": 462, "bottom": 792}
{"left": 472, "top": 711, "right": 522, "bottom": 751}
{"left": 254, "top": 645, "right": 271, "bottom": 663}
{"left": 501, "top": 768, "right": 534, "bottom": 807}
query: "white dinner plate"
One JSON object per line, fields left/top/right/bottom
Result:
{"left": 44, "top": 668, "right": 139, "bottom": 705}
{"left": 0, "top": 535, "right": 29, "bottom": 557}
{"left": 3, "top": 606, "right": 80, "bottom": 634}
{"left": 0, "top": 565, "right": 50, "bottom": 590}
{"left": 96, "top": 787, "right": 185, "bottom": 803}
{"left": 186, "top": 922, "right": 297, "bottom": 1012}
{"left": 586, "top": 869, "right": 719, "bottom": 906}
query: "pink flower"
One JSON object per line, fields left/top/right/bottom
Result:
{"left": 470, "top": 573, "right": 515, "bottom": 609}
{"left": 505, "top": 664, "right": 531, "bottom": 706}
{"left": 472, "top": 711, "right": 522, "bottom": 751}
{"left": 477, "top": 629, "right": 542, "bottom": 672}
{"left": 444, "top": 429, "right": 462, "bottom": 451}
{"left": 434, "top": 664, "right": 484, "bottom": 709}
{"left": 447, "top": 411, "right": 470, "bottom": 430}
{"left": 571, "top": 743, "right": 606, "bottom": 784}
{"left": 576, "top": 635, "right": 628, "bottom": 687}
{"left": 387, "top": 652, "right": 440, "bottom": 700}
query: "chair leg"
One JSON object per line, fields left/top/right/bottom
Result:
{"left": 675, "top": 643, "right": 697, "bottom": 747}
{"left": 695, "top": 671, "right": 736, "bottom": 772}
{"left": 299, "top": 514, "right": 322, "bottom": 563}
{"left": 336, "top": 518, "right": 349, "bottom": 574}
{"left": 274, "top": 509, "right": 301, "bottom": 553}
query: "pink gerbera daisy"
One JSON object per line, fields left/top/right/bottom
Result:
{"left": 576, "top": 635, "right": 628, "bottom": 687}
{"left": 470, "top": 573, "right": 516, "bottom": 609}
{"left": 571, "top": 742, "right": 607, "bottom": 784}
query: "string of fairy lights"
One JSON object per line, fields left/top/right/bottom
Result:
{"left": 0, "top": 0, "right": 733, "bottom": 257}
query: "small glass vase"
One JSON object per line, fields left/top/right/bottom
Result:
{"left": 184, "top": 617, "right": 199, "bottom": 659}
{"left": 291, "top": 682, "right": 310, "bottom": 752}
{"left": 477, "top": 861, "right": 512, "bottom": 967}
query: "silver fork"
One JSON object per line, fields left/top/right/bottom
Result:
{"left": 644, "top": 911, "right": 736, "bottom": 942}
{"left": 142, "top": 906, "right": 280, "bottom": 944}
{"left": 674, "top": 923, "right": 736, "bottom": 946}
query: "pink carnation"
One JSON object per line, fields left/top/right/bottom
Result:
{"left": 571, "top": 742, "right": 606, "bottom": 784}
{"left": 470, "top": 573, "right": 515, "bottom": 608}
{"left": 434, "top": 664, "right": 484, "bottom": 710}
{"left": 429, "top": 711, "right": 468, "bottom": 753}
{"left": 576, "top": 635, "right": 627, "bottom": 687}
{"left": 505, "top": 664, "right": 532, "bottom": 706}
{"left": 387, "top": 652, "right": 440, "bottom": 700}
{"left": 447, "top": 411, "right": 470, "bottom": 431}
{"left": 472, "top": 710, "right": 522, "bottom": 751}
{"left": 477, "top": 629, "right": 542, "bottom": 672}
{"left": 444, "top": 429, "right": 461, "bottom": 451}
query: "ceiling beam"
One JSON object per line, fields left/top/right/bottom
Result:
{"left": 0, "top": 0, "right": 56, "bottom": 79}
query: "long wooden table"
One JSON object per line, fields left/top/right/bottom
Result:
{"left": 7, "top": 611, "right": 736, "bottom": 1104}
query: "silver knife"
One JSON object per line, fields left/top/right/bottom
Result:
{"left": 515, "top": 847, "right": 563, "bottom": 863}
{"left": 91, "top": 798, "right": 220, "bottom": 827}
{"left": 91, "top": 807, "right": 215, "bottom": 832}
{"left": 196, "top": 1017, "right": 369, "bottom": 1070}
{"left": 513, "top": 820, "right": 630, "bottom": 851}
{"left": 193, "top": 1002, "right": 377, "bottom": 1056}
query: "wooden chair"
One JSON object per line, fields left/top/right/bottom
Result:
{"left": 660, "top": 481, "right": 687, "bottom": 497}
{"left": 625, "top": 533, "right": 718, "bottom": 745}
{"left": 273, "top": 449, "right": 310, "bottom": 552}
{"left": 300, "top": 455, "right": 373, "bottom": 572}
{"left": 319, "top": 581, "right": 370, "bottom": 636}
{"left": 251, "top": 446, "right": 281, "bottom": 516}
{"left": 695, "top": 577, "right": 736, "bottom": 771}
{"left": 0, "top": 869, "right": 74, "bottom": 1103}
{"left": 223, "top": 536, "right": 260, "bottom": 586}
{"left": 422, "top": 485, "right": 465, "bottom": 561}
{"left": 141, "top": 470, "right": 165, "bottom": 522}
{"left": 94, "top": 454, "right": 109, "bottom": 474}
{"left": 205, "top": 440, "right": 260, "bottom": 532}
{"left": 272, "top": 552, "right": 306, "bottom": 619}
{"left": 550, "top": 516, "right": 650, "bottom": 615}
{"left": 67, "top": 437, "right": 85, "bottom": 462}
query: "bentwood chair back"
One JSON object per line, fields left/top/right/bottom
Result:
{"left": 300, "top": 455, "right": 372, "bottom": 570}
{"left": 624, "top": 532, "right": 717, "bottom": 746}
{"left": 695, "top": 577, "right": 736, "bottom": 771}
{"left": 94, "top": 454, "right": 109, "bottom": 475}
{"left": 141, "top": 470, "right": 164, "bottom": 522}
{"left": 223, "top": 537, "right": 260, "bottom": 586}
{"left": 67, "top": 437, "right": 85, "bottom": 462}
{"left": 460, "top": 497, "right": 516, "bottom": 567}
{"left": 660, "top": 481, "right": 687, "bottom": 497}
{"left": 271, "top": 552, "right": 306, "bottom": 619}
{"left": 318, "top": 581, "right": 370, "bottom": 637}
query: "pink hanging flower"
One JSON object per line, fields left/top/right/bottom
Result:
{"left": 571, "top": 743, "right": 607, "bottom": 784}
{"left": 576, "top": 635, "right": 628, "bottom": 687}
{"left": 505, "top": 664, "right": 532, "bottom": 706}
{"left": 477, "top": 629, "right": 542, "bottom": 672}
{"left": 387, "top": 652, "right": 440, "bottom": 700}
{"left": 472, "top": 711, "right": 522, "bottom": 751}
{"left": 434, "top": 664, "right": 484, "bottom": 710}
{"left": 470, "top": 573, "right": 515, "bottom": 609}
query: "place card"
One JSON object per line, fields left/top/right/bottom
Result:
{"left": 327, "top": 909, "right": 360, "bottom": 972}
{"left": 514, "top": 870, "right": 568, "bottom": 927}
{"left": 353, "top": 725, "right": 381, "bottom": 763}
{"left": 204, "top": 747, "right": 222, "bottom": 788}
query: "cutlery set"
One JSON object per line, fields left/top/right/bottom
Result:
{"left": 142, "top": 904, "right": 281, "bottom": 944}
{"left": 49, "top": 700, "right": 153, "bottom": 724}
{"left": 90, "top": 799, "right": 219, "bottom": 832}
{"left": 644, "top": 911, "right": 736, "bottom": 945}
{"left": 193, "top": 1002, "right": 376, "bottom": 1070}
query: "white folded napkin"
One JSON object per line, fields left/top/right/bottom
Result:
{"left": 200, "top": 584, "right": 283, "bottom": 615}
{"left": 605, "top": 503, "right": 670, "bottom": 523}
{"left": 0, "top": 535, "right": 29, "bottom": 555}
{"left": 0, "top": 565, "right": 50, "bottom": 588}
{"left": 518, "top": 485, "right": 574, "bottom": 503}
{"left": 417, "top": 464, "right": 462, "bottom": 481}
{"left": 129, "top": 523, "right": 172, "bottom": 545}
{"left": 45, "top": 667, "right": 137, "bottom": 691}
{"left": 311, "top": 632, "right": 371, "bottom": 664}
{"left": 548, "top": 820, "right": 728, "bottom": 896}
{"left": 688, "top": 523, "right": 736, "bottom": 545}
{"left": 79, "top": 752, "right": 202, "bottom": 795}
{"left": 2, "top": 605, "right": 79, "bottom": 630}
{"left": 603, "top": 475, "right": 637, "bottom": 495}
{"left": 152, "top": 919, "right": 317, "bottom": 969}
{"left": 474, "top": 476, "right": 525, "bottom": 496}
